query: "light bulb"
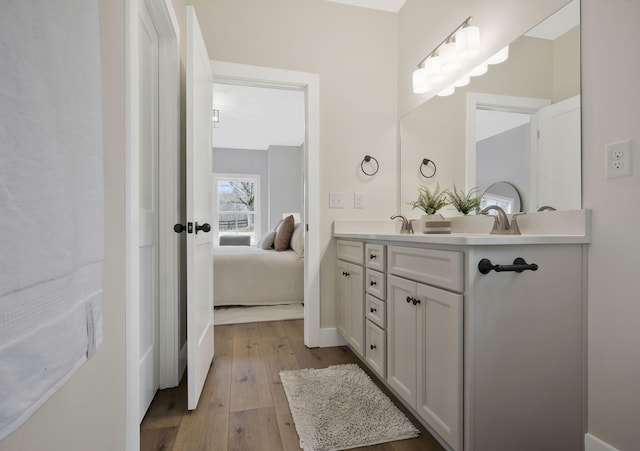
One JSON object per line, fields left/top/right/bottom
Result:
{"left": 424, "top": 56, "right": 444, "bottom": 83}
{"left": 412, "top": 68, "right": 431, "bottom": 94}
{"left": 487, "top": 45, "right": 509, "bottom": 65}
{"left": 469, "top": 63, "right": 488, "bottom": 77}
{"left": 456, "top": 25, "right": 480, "bottom": 59}
{"left": 439, "top": 42, "right": 461, "bottom": 73}
{"left": 453, "top": 75, "right": 470, "bottom": 87}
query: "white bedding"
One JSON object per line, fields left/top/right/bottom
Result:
{"left": 213, "top": 246, "right": 304, "bottom": 306}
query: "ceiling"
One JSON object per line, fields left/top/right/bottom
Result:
{"left": 323, "top": 0, "right": 406, "bottom": 13}
{"left": 212, "top": 83, "right": 305, "bottom": 151}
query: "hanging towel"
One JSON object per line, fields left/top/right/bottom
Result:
{"left": 0, "top": 0, "right": 104, "bottom": 440}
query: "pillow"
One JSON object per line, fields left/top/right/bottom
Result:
{"left": 274, "top": 215, "right": 295, "bottom": 251}
{"left": 290, "top": 222, "right": 304, "bottom": 257}
{"left": 259, "top": 230, "right": 276, "bottom": 250}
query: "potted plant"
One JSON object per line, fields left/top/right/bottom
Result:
{"left": 447, "top": 185, "right": 482, "bottom": 215}
{"left": 408, "top": 183, "right": 451, "bottom": 233}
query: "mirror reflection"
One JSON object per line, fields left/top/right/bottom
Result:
{"left": 400, "top": 0, "right": 580, "bottom": 216}
{"left": 481, "top": 181, "right": 522, "bottom": 213}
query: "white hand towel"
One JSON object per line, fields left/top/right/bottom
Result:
{"left": 0, "top": 0, "right": 104, "bottom": 439}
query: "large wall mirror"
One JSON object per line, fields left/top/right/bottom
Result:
{"left": 400, "top": 0, "right": 580, "bottom": 216}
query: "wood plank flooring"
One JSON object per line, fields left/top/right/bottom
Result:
{"left": 141, "top": 320, "right": 445, "bottom": 451}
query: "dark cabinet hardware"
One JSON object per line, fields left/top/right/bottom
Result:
{"left": 342, "top": 271, "right": 350, "bottom": 277}
{"left": 412, "top": 298, "right": 421, "bottom": 306}
{"left": 370, "top": 344, "right": 377, "bottom": 350}
{"left": 370, "top": 280, "right": 377, "bottom": 286}
{"left": 173, "top": 223, "right": 185, "bottom": 233}
{"left": 370, "top": 254, "right": 377, "bottom": 260}
{"left": 370, "top": 307, "right": 377, "bottom": 313}
{"left": 406, "top": 296, "right": 411, "bottom": 303}
{"left": 195, "top": 222, "right": 211, "bottom": 234}
{"left": 478, "top": 257, "right": 539, "bottom": 274}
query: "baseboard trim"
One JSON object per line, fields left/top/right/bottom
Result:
{"left": 585, "top": 433, "right": 619, "bottom": 451}
{"left": 179, "top": 341, "right": 187, "bottom": 381}
{"left": 319, "top": 327, "right": 347, "bottom": 348}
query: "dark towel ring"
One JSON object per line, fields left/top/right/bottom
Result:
{"left": 420, "top": 158, "right": 437, "bottom": 178}
{"left": 361, "top": 155, "right": 379, "bottom": 176}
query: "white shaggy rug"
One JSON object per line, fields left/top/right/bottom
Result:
{"left": 280, "top": 364, "right": 420, "bottom": 451}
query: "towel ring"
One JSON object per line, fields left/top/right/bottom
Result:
{"left": 420, "top": 158, "right": 437, "bottom": 178}
{"left": 361, "top": 155, "right": 379, "bottom": 176}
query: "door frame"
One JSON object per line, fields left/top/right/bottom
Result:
{"left": 211, "top": 61, "right": 321, "bottom": 348}
{"left": 125, "top": 0, "right": 180, "bottom": 449}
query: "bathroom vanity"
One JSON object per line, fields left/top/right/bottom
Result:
{"left": 334, "top": 211, "right": 590, "bottom": 451}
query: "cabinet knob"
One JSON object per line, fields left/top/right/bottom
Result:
{"left": 370, "top": 307, "right": 377, "bottom": 313}
{"left": 412, "top": 298, "right": 421, "bottom": 306}
{"left": 370, "top": 280, "right": 377, "bottom": 286}
{"left": 370, "top": 254, "right": 377, "bottom": 260}
{"left": 370, "top": 344, "right": 377, "bottom": 350}
{"left": 406, "top": 296, "right": 411, "bottom": 303}
{"left": 342, "top": 271, "right": 350, "bottom": 277}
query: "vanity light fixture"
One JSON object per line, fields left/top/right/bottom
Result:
{"left": 469, "top": 62, "right": 488, "bottom": 77}
{"left": 412, "top": 16, "right": 477, "bottom": 94}
{"left": 437, "top": 84, "right": 456, "bottom": 97}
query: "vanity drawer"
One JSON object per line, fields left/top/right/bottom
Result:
{"left": 365, "top": 294, "right": 386, "bottom": 329}
{"left": 365, "top": 269, "right": 386, "bottom": 300}
{"left": 366, "top": 320, "right": 386, "bottom": 379}
{"left": 387, "top": 245, "right": 464, "bottom": 293}
{"left": 336, "top": 240, "right": 363, "bottom": 265}
{"left": 365, "top": 243, "right": 386, "bottom": 271}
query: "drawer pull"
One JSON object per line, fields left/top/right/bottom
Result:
{"left": 370, "top": 307, "right": 377, "bottom": 313}
{"left": 370, "top": 280, "right": 377, "bottom": 286}
{"left": 370, "top": 254, "right": 377, "bottom": 260}
{"left": 412, "top": 297, "right": 421, "bottom": 306}
{"left": 342, "top": 271, "right": 350, "bottom": 277}
{"left": 406, "top": 296, "right": 411, "bottom": 303}
{"left": 370, "top": 344, "right": 377, "bottom": 350}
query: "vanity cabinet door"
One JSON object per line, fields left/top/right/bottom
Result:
{"left": 365, "top": 320, "right": 386, "bottom": 378}
{"left": 416, "top": 282, "right": 463, "bottom": 451}
{"left": 387, "top": 274, "right": 418, "bottom": 408}
{"left": 336, "top": 260, "right": 364, "bottom": 357}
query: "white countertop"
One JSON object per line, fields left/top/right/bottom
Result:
{"left": 333, "top": 210, "right": 591, "bottom": 246}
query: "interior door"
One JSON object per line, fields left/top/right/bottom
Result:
{"left": 537, "top": 95, "right": 581, "bottom": 210}
{"left": 138, "top": 1, "right": 160, "bottom": 421}
{"left": 186, "top": 5, "right": 214, "bottom": 410}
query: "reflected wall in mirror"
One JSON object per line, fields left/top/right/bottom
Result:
{"left": 400, "top": 0, "right": 580, "bottom": 217}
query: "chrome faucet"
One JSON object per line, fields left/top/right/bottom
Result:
{"left": 390, "top": 215, "right": 414, "bottom": 234}
{"left": 480, "top": 206, "right": 525, "bottom": 235}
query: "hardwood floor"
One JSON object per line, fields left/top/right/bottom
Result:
{"left": 140, "top": 320, "right": 445, "bottom": 451}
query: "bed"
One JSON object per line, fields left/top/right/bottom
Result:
{"left": 213, "top": 245, "right": 304, "bottom": 306}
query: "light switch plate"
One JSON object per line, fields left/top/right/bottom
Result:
{"left": 354, "top": 192, "right": 364, "bottom": 209}
{"left": 329, "top": 192, "right": 344, "bottom": 208}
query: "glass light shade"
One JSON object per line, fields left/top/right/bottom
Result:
{"left": 469, "top": 62, "right": 488, "bottom": 77}
{"left": 424, "top": 56, "right": 444, "bottom": 83}
{"left": 453, "top": 75, "right": 470, "bottom": 87}
{"left": 439, "top": 42, "right": 461, "bottom": 73}
{"left": 487, "top": 45, "right": 509, "bottom": 65}
{"left": 412, "top": 68, "right": 431, "bottom": 94}
{"left": 437, "top": 85, "right": 455, "bottom": 97}
{"left": 456, "top": 25, "right": 480, "bottom": 59}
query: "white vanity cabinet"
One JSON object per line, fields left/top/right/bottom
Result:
{"left": 387, "top": 247, "right": 463, "bottom": 451}
{"left": 336, "top": 240, "right": 364, "bottom": 357}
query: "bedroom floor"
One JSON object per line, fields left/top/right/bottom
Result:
{"left": 140, "top": 319, "right": 444, "bottom": 451}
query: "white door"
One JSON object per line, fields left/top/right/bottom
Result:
{"left": 537, "top": 95, "right": 581, "bottom": 210}
{"left": 138, "top": 2, "right": 160, "bottom": 421}
{"left": 186, "top": 6, "right": 214, "bottom": 410}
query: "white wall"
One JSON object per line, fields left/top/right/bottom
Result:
{"left": 0, "top": 0, "right": 127, "bottom": 449}
{"left": 189, "top": 0, "right": 398, "bottom": 327}
{"left": 268, "top": 145, "right": 304, "bottom": 227}
{"left": 582, "top": 0, "right": 640, "bottom": 449}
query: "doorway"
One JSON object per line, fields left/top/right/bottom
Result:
{"left": 212, "top": 61, "right": 320, "bottom": 348}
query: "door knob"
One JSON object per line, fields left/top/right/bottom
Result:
{"left": 195, "top": 222, "right": 211, "bottom": 234}
{"left": 174, "top": 224, "right": 185, "bottom": 233}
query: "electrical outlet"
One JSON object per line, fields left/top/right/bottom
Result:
{"left": 606, "top": 140, "right": 632, "bottom": 179}
{"left": 329, "top": 192, "right": 344, "bottom": 208}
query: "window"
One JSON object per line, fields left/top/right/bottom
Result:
{"left": 213, "top": 174, "right": 260, "bottom": 245}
